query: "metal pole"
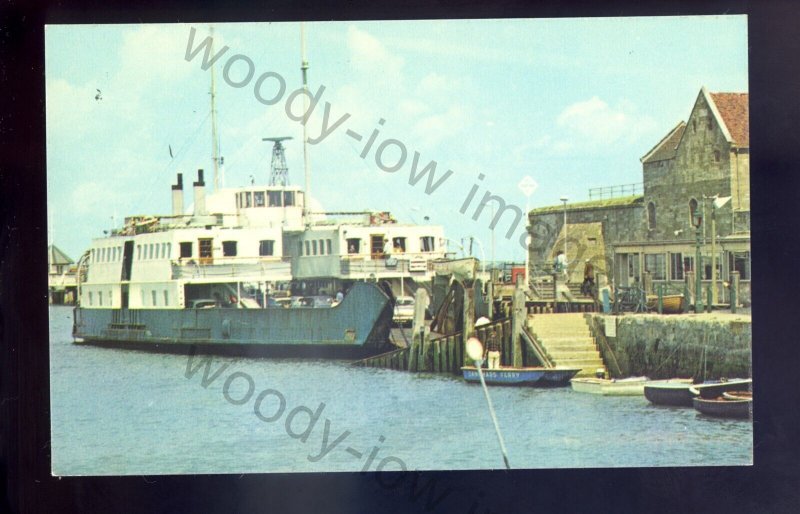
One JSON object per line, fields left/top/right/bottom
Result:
{"left": 694, "top": 210, "right": 703, "bottom": 313}
{"left": 473, "top": 360, "right": 511, "bottom": 470}
{"left": 524, "top": 198, "right": 529, "bottom": 288}
{"left": 711, "top": 208, "right": 717, "bottom": 307}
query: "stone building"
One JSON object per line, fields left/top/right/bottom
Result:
{"left": 48, "top": 244, "right": 77, "bottom": 304}
{"left": 527, "top": 87, "right": 750, "bottom": 305}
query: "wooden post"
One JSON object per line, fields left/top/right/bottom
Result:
{"left": 462, "top": 281, "right": 476, "bottom": 366}
{"left": 511, "top": 282, "right": 525, "bottom": 368}
{"left": 432, "top": 340, "right": 440, "bottom": 372}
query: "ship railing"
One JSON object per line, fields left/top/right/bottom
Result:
{"left": 171, "top": 257, "right": 292, "bottom": 279}
{"left": 339, "top": 255, "right": 435, "bottom": 276}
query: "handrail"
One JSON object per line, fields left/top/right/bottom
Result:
{"left": 521, "top": 326, "right": 554, "bottom": 368}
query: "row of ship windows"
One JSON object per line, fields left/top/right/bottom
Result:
{"left": 236, "top": 190, "right": 296, "bottom": 208}
{"left": 300, "top": 239, "right": 334, "bottom": 256}
{"left": 625, "top": 251, "right": 750, "bottom": 281}
{"left": 87, "top": 290, "right": 170, "bottom": 306}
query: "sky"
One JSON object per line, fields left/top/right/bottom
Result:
{"left": 45, "top": 17, "right": 748, "bottom": 262}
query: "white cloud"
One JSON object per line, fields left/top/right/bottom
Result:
{"left": 346, "top": 25, "right": 404, "bottom": 81}
{"left": 556, "top": 96, "right": 656, "bottom": 148}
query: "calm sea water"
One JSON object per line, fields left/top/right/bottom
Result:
{"left": 49, "top": 306, "right": 752, "bottom": 475}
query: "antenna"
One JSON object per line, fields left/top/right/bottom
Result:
{"left": 210, "top": 26, "right": 220, "bottom": 192}
{"left": 263, "top": 137, "right": 293, "bottom": 186}
{"left": 300, "top": 23, "right": 311, "bottom": 215}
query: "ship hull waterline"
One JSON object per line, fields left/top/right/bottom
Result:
{"left": 72, "top": 282, "right": 395, "bottom": 358}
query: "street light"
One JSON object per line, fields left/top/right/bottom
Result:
{"left": 691, "top": 208, "right": 703, "bottom": 312}
{"left": 560, "top": 196, "right": 569, "bottom": 276}
{"left": 466, "top": 317, "right": 511, "bottom": 470}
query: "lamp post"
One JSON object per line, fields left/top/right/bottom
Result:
{"left": 560, "top": 196, "right": 569, "bottom": 276}
{"left": 692, "top": 208, "right": 703, "bottom": 312}
{"left": 465, "top": 323, "right": 511, "bottom": 470}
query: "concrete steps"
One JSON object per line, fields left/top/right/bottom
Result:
{"left": 527, "top": 313, "right": 606, "bottom": 378}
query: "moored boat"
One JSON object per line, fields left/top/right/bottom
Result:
{"left": 571, "top": 377, "right": 692, "bottom": 396}
{"left": 644, "top": 378, "right": 752, "bottom": 407}
{"left": 461, "top": 366, "right": 581, "bottom": 387}
{"left": 646, "top": 294, "right": 685, "bottom": 314}
{"left": 692, "top": 394, "right": 752, "bottom": 419}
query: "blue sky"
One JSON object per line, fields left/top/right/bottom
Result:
{"left": 46, "top": 17, "right": 748, "bottom": 261}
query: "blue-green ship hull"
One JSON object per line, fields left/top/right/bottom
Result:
{"left": 72, "top": 282, "right": 394, "bottom": 357}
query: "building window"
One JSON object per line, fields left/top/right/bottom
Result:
{"left": 326, "top": 239, "right": 332, "bottom": 255}
{"left": 259, "top": 240, "right": 275, "bottom": 256}
{"left": 346, "top": 238, "right": 360, "bottom": 254}
{"left": 420, "top": 236, "right": 435, "bottom": 252}
{"left": 180, "top": 242, "right": 192, "bottom": 258}
{"left": 312, "top": 240, "right": 318, "bottom": 255}
{"left": 714, "top": 150, "right": 721, "bottom": 162}
{"left": 268, "top": 191, "right": 282, "bottom": 207}
{"left": 254, "top": 191, "right": 265, "bottom": 207}
{"left": 283, "top": 191, "right": 295, "bottom": 206}
{"left": 692, "top": 120, "right": 696, "bottom": 132}
{"left": 392, "top": 237, "right": 406, "bottom": 253}
{"left": 645, "top": 254, "right": 666, "bottom": 281}
{"left": 689, "top": 198, "right": 698, "bottom": 225}
{"left": 707, "top": 117, "right": 714, "bottom": 131}
{"left": 683, "top": 256, "right": 695, "bottom": 274}
{"left": 152, "top": 290, "right": 157, "bottom": 306}
{"left": 701, "top": 254, "right": 723, "bottom": 280}
{"left": 670, "top": 253, "right": 684, "bottom": 280}
{"left": 647, "top": 202, "right": 656, "bottom": 230}
{"left": 729, "top": 251, "right": 751, "bottom": 280}
{"left": 222, "top": 241, "right": 237, "bottom": 257}
{"left": 628, "top": 254, "right": 641, "bottom": 283}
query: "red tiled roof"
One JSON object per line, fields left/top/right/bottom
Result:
{"left": 641, "top": 122, "right": 685, "bottom": 163}
{"left": 710, "top": 92, "right": 749, "bottom": 147}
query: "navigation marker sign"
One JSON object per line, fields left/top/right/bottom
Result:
{"left": 518, "top": 176, "right": 538, "bottom": 198}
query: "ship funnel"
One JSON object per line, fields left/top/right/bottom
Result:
{"left": 193, "top": 169, "right": 206, "bottom": 215}
{"left": 171, "top": 173, "right": 184, "bottom": 216}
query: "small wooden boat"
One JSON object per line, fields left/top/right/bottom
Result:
{"left": 461, "top": 366, "right": 581, "bottom": 387}
{"left": 693, "top": 394, "right": 752, "bottom": 419}
{"left": 646, "top": 294, "right": 685, "bottom": 314}
{"left": 572, "top": 377, "right": 692, "bottom": 396}
{"left": 645, "top": 378, "right": 752, "bottom": 407}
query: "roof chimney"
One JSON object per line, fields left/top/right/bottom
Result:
{"left": 193, "top": 169, "right": 206, "bottom": 216}
{"left": 171, "top": 173, "right": 184, "bottom": 216}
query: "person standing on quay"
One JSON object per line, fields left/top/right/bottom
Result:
{"left": 486, "top": 326, "right": 501, "bottom": 370}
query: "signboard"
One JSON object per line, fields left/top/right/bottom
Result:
{"left": 409, "top": 260, "right": 427, "bottom": 272}
{"left": 518, "top": 175, "right": 538, "bottom": 197}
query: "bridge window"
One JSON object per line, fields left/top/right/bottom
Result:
{"left": 88, "top": 292, "right": 93, "bottom": 306}
{"left": 304, "top": 241, "right": 310, "bottom": 256}
{"left": 318, "top": 239, "right": 325, "bottom": 255}
{"left": 180, "top": 242, "right": 192, "bottom": 258}
{"left": 326, "top": 239, "right": 332, "bottom": 255}
{"left": 420, "top": 236, "right": 435, "bottom": 252}
{"left": 312, "top": 240, "right": 318, "bottom": 255}
{"left": 268, "top": 191, "right": 282, "bottom": 207}
{"left": 98, "top": 291, "right": 103, "bottom": 306}
{"left": 284, "top": 191, "right": 295, "bottom": 206}
{"left": 163, "top": 290, "right": 169, "bottom": 305}
{"left": 222, "top": 241, "right": 238, "bottom": 257}
{"left": 259, "top": 240, "right": 275, "bottom": 256}
{"left": 346, "top": 238, "right": 360, "bottom": 254}
{"left": 136, "top": 245, "right": 141, "bottom": 260}
{"left": 152, "top": 290, "right": 157, "bottom": 306}
{"left": 245, "top": 192, "right": 252, "bottom": 208}
{"left": 254, "top": 191, "right": 265, "bottom": 207}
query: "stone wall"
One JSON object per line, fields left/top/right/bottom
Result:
{"left": 588, "top": 313, "right": 752, "bottom": 380}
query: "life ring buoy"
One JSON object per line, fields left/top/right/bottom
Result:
{"left": 229, "top": 295, "right": 238, "bottom": 304}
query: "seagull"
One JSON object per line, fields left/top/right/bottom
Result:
{"left": 95, "top": 89, "right": 102, "bottom": 101}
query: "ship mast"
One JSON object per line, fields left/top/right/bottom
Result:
{"left": 301, "top": 22, "right": 310, "bottom": 216}
{"left": 210, "top": 26, "right": 220, "bottom": 192}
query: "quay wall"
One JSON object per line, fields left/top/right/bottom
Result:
{"left": 588, "top": 313, "right": 751, "bottom": 380}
